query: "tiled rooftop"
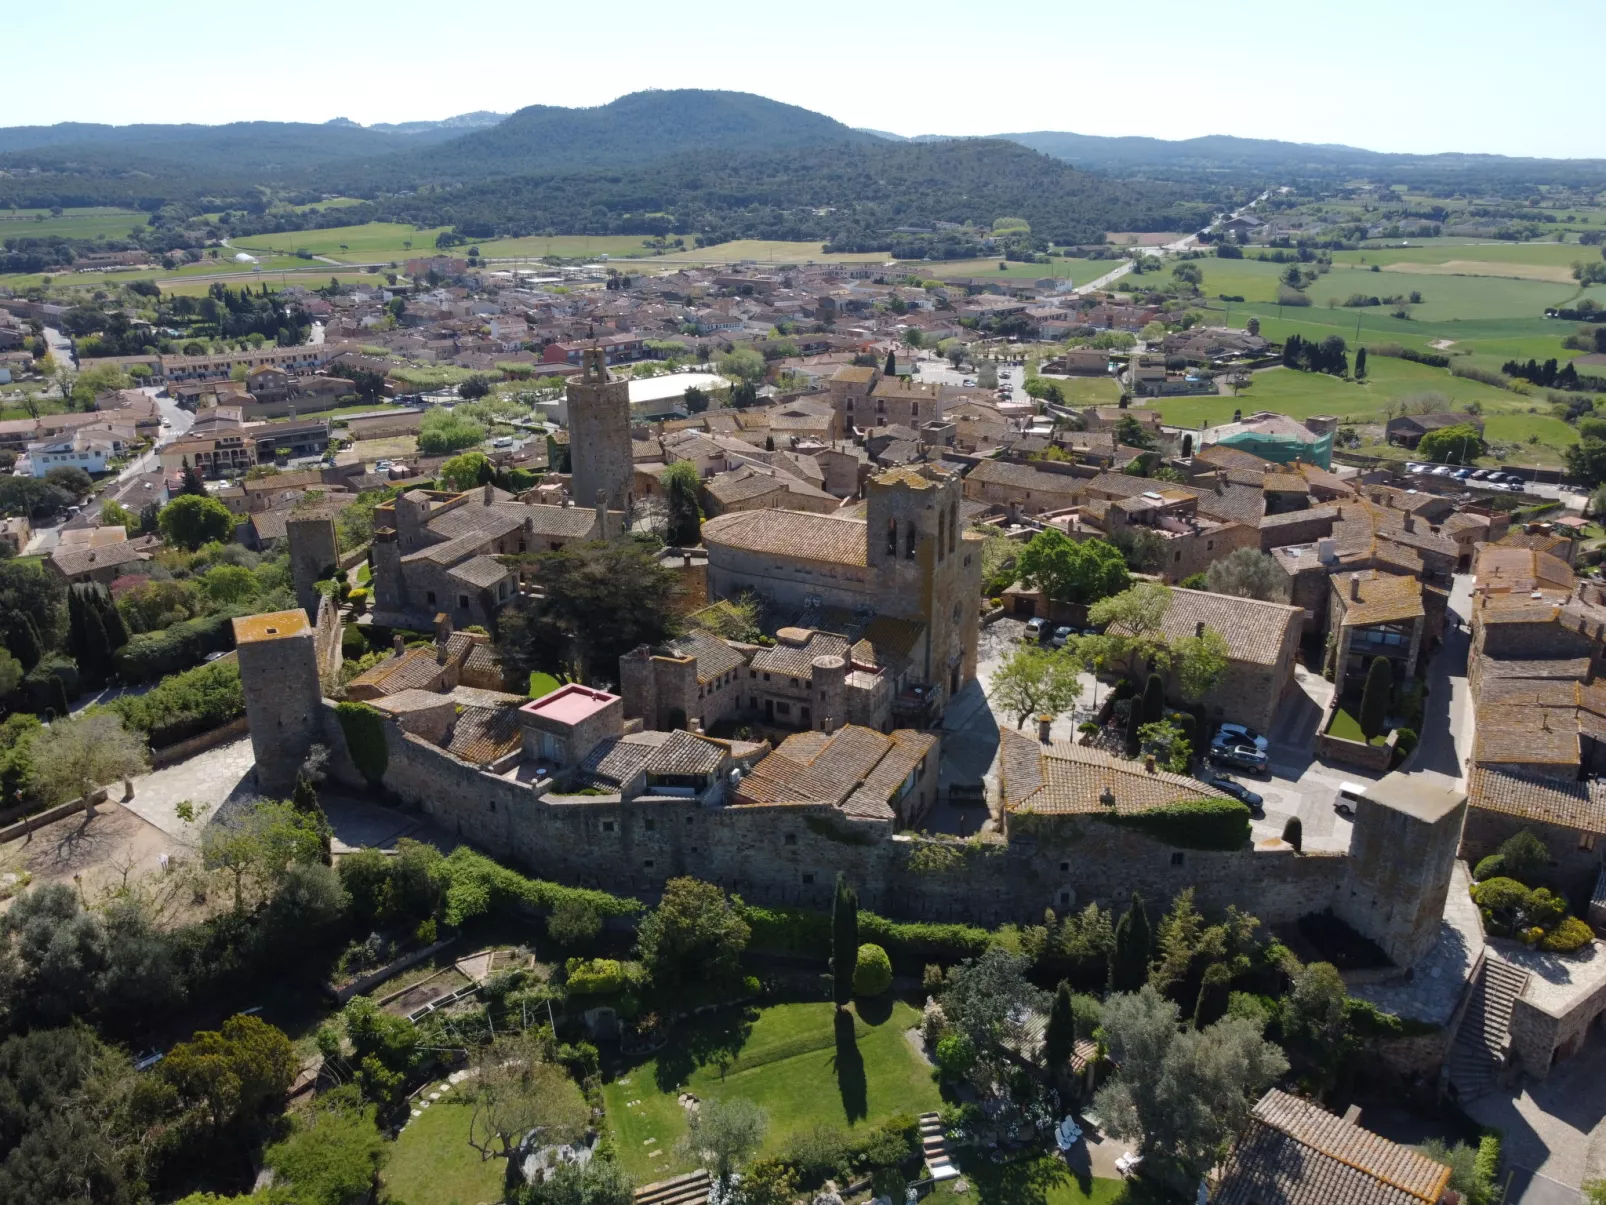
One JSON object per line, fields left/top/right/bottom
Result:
{"left": 999, "top": 730, "right": 1228, "bottom": 816}
{"left": 701, "top": 508, "right": 868, "bottom": 568}
{"left": 1469, "top": 765, "right": 1606, "bottom": 835}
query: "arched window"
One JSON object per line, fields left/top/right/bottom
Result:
{"left": 948, "top": 503, "right": 958, "bottom": 556}
{"left": 886, "top": 517, "right": 897, "bottom": 558}
{"left": 905, "top": 520, "right": 917, "bottom": 560}
{"left": 936, "top": 509, "right": 946, "bottom": 563}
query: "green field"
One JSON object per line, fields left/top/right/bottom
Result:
{"left": 1048, "top": 376, "right": 1124, "bottom": 406}
{"left": 0, "top": 207, "right": 148, "bottom": 241}
{"left": 936, "top": 1155, "right": 1161, "bottom": 1205}
{"left": 601, "top": 1000, "right": 939, "bottom": 1184}
{"left": 382, "top": 1093, "right": 504, "bottom": 1205}
{"left": 231, "top": 221, "right": 455, "bottom": 263}
{"left": 927, "top": 256, "right": 1128, "bottom": 284}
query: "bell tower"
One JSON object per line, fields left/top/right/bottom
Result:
{"left": 566, "top": 346, "right": 633, "bottom": 513}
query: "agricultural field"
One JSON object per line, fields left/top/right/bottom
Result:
{"left": 600, "top": 999, "right": 939, "bottom": 1185}
{"left": 230, "top": 221, "right": 455, "bottom": 262}
{"left": 1139, "top": 352, "right": 1581, "bottom": 468}
{"left": 926, "top": 256, "right": 1127, "bottom": 284}
{"left": 0, "top": 206, "right": 148, "bottom": 241}
{"left": 1045, "top": 375, "right": 1124, "bottom": 406}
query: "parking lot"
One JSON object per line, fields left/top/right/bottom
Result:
{"left": 948, "top": 618, "right": 1364, "bottom": 853}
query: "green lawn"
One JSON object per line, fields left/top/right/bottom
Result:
{"left": 1328, "top": 707, "right": 1387, "bottom": 746}
{"left": 0, "top": 208, "right": 148, "bottom": 241}
{"left": 934, "top": 1154, "right": 1170, "bottom": 1205}
{"left": 528, "top": 672, "right": 561, "bottom": 698}
{"left": 383, "top": 1093, "right": 505, "bottom": 1205}
{"left": 928, "top": 257, "right": 1128, "bottom": 285}
{"left": 602, "top": 1000, "right": 939, "bottom": 1185}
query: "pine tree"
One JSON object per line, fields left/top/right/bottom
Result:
{"left": 1193, "top": 962, "right": 1231, "bottom": 1029}
{"left": 1358, "top": 655, "right": 1392, "bottom": 740}
{"left": 1141, "top": 672, "right": 1165, "bottom": 725}
{"left": 1044, "top": 980, "right": 1075, "bottom": 1070}
{"left": 1108, "top": 892, "right": 1152, "bottom": 993}
{"left": 831, "top": 872, "right": 858, "bottom": 1008}
{"left": 180, "top": 457, "right": 206, "bottom": 496}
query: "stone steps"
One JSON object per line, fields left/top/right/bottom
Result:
{"left": 634, "top": 1170, "right": 711, "bottom": 1205}
{"left": 1449, "top": 957, "right": 1530, "bottom": 1102}
{"left": 919, "top": 1111, "right": 959, "bottom": 1180}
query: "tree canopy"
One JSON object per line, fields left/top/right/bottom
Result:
{"left": 159, "top": 494, "right": 236, "bottom": 551}
{"left": 1015, "top": 530, "right": 1130, "bottom": 605}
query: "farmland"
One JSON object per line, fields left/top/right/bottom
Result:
{"left": 229, "top": 221, "right": 455, "bottom": 262}
{"left": 0, "top": 206, "right": 149, "bottom": 241}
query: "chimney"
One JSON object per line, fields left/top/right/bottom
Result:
{"left": 482, "top": 481, "right": 494, "bottom": 505}
{"left": 1144, "top": 755, "right": 1157, "bottom": 773}
{"left": 1195, "top": 621, "right": 1205, "bottom": 637}
{"left": 1350, "top": 575, "right": 1362, "bottom": 601}
{"left": 1403, "top": 512, "right": 1414, "bottom": 532}
{"left": 1038, "top": 714, "right": 1053, "bottom": 744}
{"left": 392, "top": 634, "right": 405, "bottom": 656}
{"left": 435, "top": 611, "right": 453, "bottom": 645}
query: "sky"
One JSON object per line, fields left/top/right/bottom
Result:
{"left": 8, "top": 0, "right": 1598, "bottom": 159}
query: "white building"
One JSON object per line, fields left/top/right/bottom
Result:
{"left": 26, "top": 430, "right": 126, "bottom": 477}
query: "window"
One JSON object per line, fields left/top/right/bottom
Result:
{"left": 459, "top": 594, "right": 469, "bottom": 609}
{"left": 644, "top": 818, "right": 656, "bottom": 831}
{"left": 1171, "top": 851, "right": 1185, "bottom": 867}
{"left": 1206, "top": 540, "right": 1214, "bottom": 551}
{"left": 905, "top": 520, "right": 917, "bottom": 559}
{"left": 1059, "top": 891, "right": 1071, "bottom": 906}
{"left": 426, "top": 591, "right": 436, "bottom": 605}
{"left": 488, "top": 799, "right": 496, "bottom": 812}
{"left": 763, "top": 672, "right": 771, "bottom": 681}
{"left": 775, "top": 702, "right": 791, "bottom": 716}
{"left": 602, "top": 820, "right": 616, "bottom": 833}
{"left": 687, "top": 815, "right": 695, "bottom": 825}
{"left": 643, "top": 859, "right": 655, "bottom": 870}
{"left": 886, "top": 518, "right": 897, "bottom": 557}
{"left": 802, "top": 873, "right": 815, "bottom": 885}
{"left": 1059, "top": 861, "right": 1070, "bottom": 872}
{"left": 790, "top": 677, "right": 799, "bottom": 686}
{"left": 937, "top": 509, "right": 946, "bottom": 562}
{"left": 750, "top": 669, "right": 757, "bottom": 678}
{"left": 1173, "top": 551, "right": 1182, "bottom": 563}
{"left": 785, "top": 833, "right": 797, "bottom": 846}
{"left": 1582, "top": 833, "right": 1597, "bottom": 852}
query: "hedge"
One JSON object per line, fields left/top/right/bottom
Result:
{"left": 108, "top": 658, "right": 244, "bottom": 748}
{"left": 437, "top": 846, "right": 641, "bottom": 928}
{"left": 335, "top": 701, "right": 388, "bottom": 787}
{"left": 737, "top": 901, "right": 993, "bottom": 968}
{"left": 114, "top": 606, "right": 248, "bottom": 683}
{"left": 1095, "top": 798, "right": 1252, "bottom": 850}
{"left": 564, "top": 957, "right": 633, "bottom": 995}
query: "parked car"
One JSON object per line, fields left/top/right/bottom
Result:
{"left": 1201, "top": 770, "right": 1264, "bottom": 813}
{"left": 1208, "top": 743, "right": 1268, "bottom": 775}
{"left": 1452, "top": 468, "right": 1473, "bottom": 480}
{"left": 1334, "top": 781, "right": 1368, "bottom": 817}
{"left": 1050, "top": 625, "right": 1076, "bottom": 648}
{"left": 493, "top": 436, "right": 514, "bottom": 448}
{"left": 1470, "top": 469, "right": 1489, "bottom": 479}
{"left": 1212, "top": 722, "right": 1270, "bottom": 752}
{"left": 1431, "top": 465, "right": 1454, "bottom": 476}
{"left": 375, "top": 459, "right": 393, "bottom": 472}
{"left": 1024, "top": 617, "right": 1048, "bottom": 640}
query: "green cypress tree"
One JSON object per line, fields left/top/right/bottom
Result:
{"left": 65, "top": 588, "right": 85, "bottom": 665}
{"left": 1141, "top": 672, "right": 1165, "bottom": 725}
{"left": 1108, "top": 892, "right": 1151, "bottom": 993}
{"left": 1354, "top": 346, "right": 1368, "bottom": 380}
{"left": 1044, "top": 980, "right": 1075, "bottom": 1070}
{"left": 97, "top": 588, "right": 129, "bottom": 650}
{"left": 50, "top": 674, "right": 70, "bottom": 720}
{"left": 832, "top": 873, "right": 858, "bottom": 1008}
{"left": 76, "top": 598, "right": 110, "bottom": 689}
{"left": 1358, "top": 655, "right": 1393, "bottom": 740}
{"left": 1124, "top": 697, "right": 1142, "bottom": 757}
{"left": 1193, "top": 962, "right": 1231, "bottom": 1029}
{"left": 292, "top": 769, "right": 334, "bottom": 865}
{"left": 6, "top": 617, "right": 41, "bottom": 672}
{"left": 884, "top": 349, "right": 897, "bottom": 377}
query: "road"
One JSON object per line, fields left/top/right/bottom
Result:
{"left": 117, "top": 387, "right": 194, "bottom": 481}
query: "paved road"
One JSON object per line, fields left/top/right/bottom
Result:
{"left": 117, "top": 386, "right": 193, "bottom": 481}
{"left": 1411, "top": 573, "right": 1476, "bottom": 789}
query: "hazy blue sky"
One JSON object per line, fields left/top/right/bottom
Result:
{"left": 9, "top": 0, "right": 1596, "bottom": 159}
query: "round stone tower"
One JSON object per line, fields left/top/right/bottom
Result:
{"left": 566, "top": 346, "right": 633, "bottom": 513}
{"left": 812, "top": 654, "right": 847, "bottom": 733}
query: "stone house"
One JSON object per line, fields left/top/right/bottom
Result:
{"left": 1100, "top": 490, "right": 1258, "bottom": 584}
{"left": 1328, "top": 570, "right": 1427, "bottom": 691}
{"left": 1385, "top": 412, "right": 1484, "bottom": 449}
{"left": 962, "top": 458, "right": 1090, "bottom": 515}
{"left": 1106, "top": 588, "right": 1303, "bottom": 734}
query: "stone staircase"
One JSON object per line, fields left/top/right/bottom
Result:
{"left": 920, "top": 1111, "right": 959, "bottom": 1181}
{"left": 633, "top": 1170, "right": 710, "bottom": 1205}
{"left": 1448, "top": 957, "right": 1530, "bottom": 1101}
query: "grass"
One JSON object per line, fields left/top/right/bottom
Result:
{"left": 1046, "top": 376, "right": 1124, "bottom": 406}
{"left": 601, "top": 999, "right": 939, "bottom": 1184}
{"left": 231, "top": 221, "right": 456, "bottom": 263}
{"left": 927, "top": 257, "right": 1127, "bottom": 284}
{"left": 383, "top": 1093, "right": 505, "bottom": 1205}
{"left": 933, "top": 1154, "right": 1166, "bottom": 1205}
{"left": 528, "top": 672, "right": 561, "bottom": 698}
{"left": 0, "top": 208, "right": 148, "bottom": 241}
{"left": 1328, "top": 707, "right": 1387, "bottom": 746}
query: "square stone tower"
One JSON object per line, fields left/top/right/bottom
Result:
{"left": 287, "top": 515, "right": 339, "bottom": 620}
{"left": 232, "top": 609, "right": 326, "bottom": 796}
{"left": 865, "top": 465, "right": 982, "bottom": 710}
{"left": 566, "top": 347, "right": 633, "bottom": 513}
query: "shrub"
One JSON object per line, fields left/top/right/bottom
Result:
{"left": 1473, "top": 854, "right": 1507, "bottom": 882}
{"left": 934, "top": 1032, "right": 976, "bottom": 1079}
{"left": 113, "top": 606, "right": 248, "bottom": 682}
{"left": 1497, "top": 829, "right": 1549, "bottom": 884}
{"left": 1282, "top": 816, "right": 1303, "bottom": 852}
{"left": 565, "top": 957, "right": 630, "bottom": 995}
{"left": 1541, "top": 916, "right": 1594, "bottom": 953}
{"left": 853, "top": 943, "right": 893, "bottom": 996}
{"left": 108, "top": 658, "right": 244, "bottom": 747}
{"left": 737, "top": 903, "right": 992, "bottom": 967}
{"left": 435, "top": 846, "right": 639, "bottom": 928}
{"left": 1095, "top": 798, "right": 1252, "bottom": 850}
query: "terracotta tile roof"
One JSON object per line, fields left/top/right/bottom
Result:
{"left": 1117, "top": 587, "right": 1300, "bottom": 668}
{"left": 1470, "top": 766, "right": 1606, "bottom": 834}
{"left": 854, "top": 616, "right": 925, "bottom": 676}
{"left": 1215, "top": 1089, "right": 1452, "bottom": 1205}
{"left": 1194, "top": 444, "right": 1278, "bottom": 472}
{"left": 347, "top": 646, "right": 446, "bottom": 696}
{"left": 702, "top": 508, "right": 868, "bottom": 567}
{"left": 844, "top": 730, "right": 934, "bottom": 821}
{"left": 447, "top": 705, "right": 524, "bottom": 765}
{"left": 1477, "top": 655, "right": 1593, "bottom": 683}
{"left": 648, "top": 729, "right": 728, "bottom": 776}
{"left": 967, "top": 459, "right": 1088, "bottom": 494}
{"left": 999, "top": 730, "right": 1228, "bottom": 816}
{"left": 49, "top": 541, "right": 149, "bottom": 578}
{"left": 734, "top": 724, "right": 927, "bottom": 817}
{"left": 1474, "top": 702, "right": 1580, "bottom": 767}
{"left": 752, "top": 631, "right": 852, "bottom": 679}
{"left": 1475, "top": 546, "right": 1574, "bottom": 594}
{"left": 1337, "top": 571, "right": 1425, "bottom": 628}
{"left": 448, "top": 555, "right": 512, "bottom": 588}
{"left": 1260, "top": 504, "right": 1340, "bottom": 530}
{"left": 669, "top": 630, "right": 748, "bottom": 685}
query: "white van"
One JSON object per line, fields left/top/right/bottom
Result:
{"left": 1335, "top": 782, "right": 1367, "bottom": 816}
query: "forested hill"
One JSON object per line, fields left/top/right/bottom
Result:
{"left": 371, "top": 138, "right": 1215, "bottom": 246}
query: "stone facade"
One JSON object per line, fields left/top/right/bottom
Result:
{"left": 233, "top": 609, "right": 326, "bottom": 795}
{"left": 287, "top": 515, "right": 339, "bottom": 620}
{"left": 566, "top": 347, "right": 634, "bottom": 512}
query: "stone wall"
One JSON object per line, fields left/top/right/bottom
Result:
{"left": 288, "top": 517, "right": 339, "bottom": 619}
{"left": 1461, "top": 808, "right": 1603, "bottom": 909}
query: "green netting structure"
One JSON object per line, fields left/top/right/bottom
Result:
{"left": 1216, "top": 428, "right": 1333, "bottom": 469}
